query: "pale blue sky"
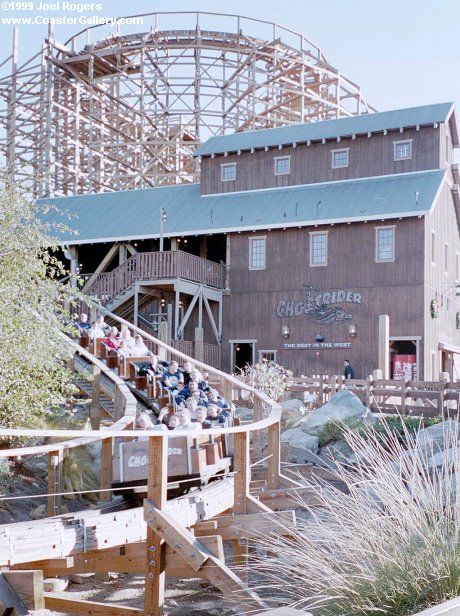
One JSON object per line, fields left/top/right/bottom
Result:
{"left": 1, "top": 0, "right": 459, "bottom": 113}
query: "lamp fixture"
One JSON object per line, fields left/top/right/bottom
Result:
{"left": 281, "top": 324, "right": 290, "bottom": 339}
{"left": 348, "top": 323, "right": 357, "bottom": 337}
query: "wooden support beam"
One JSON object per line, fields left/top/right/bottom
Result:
{"left": 144, "top": 435, "right": 167, "bottom": 616}
{"left": 44, "top": 595, "right": 143, "bottom": 616}
{"left": 83, "top": 243, "right": 119, "bottom": 290}
{"left": 257, "top": 487, "right": 321, "bottom": 511}
{"left": 47, "top": 449, "right": 63, "bottom": 517}
{"left": 14, "top": 539, "right": 224, "bottom": 578}
{"left": 232, "top": 431, "right": 251, "bottom": 568}
{"left": 233, "top": 431, "right": 250, "bottom": 514}
{"left": 2, "top": 570, "right": 44, "bottom": 611}
{"left": 100, "top": 438, "right": 113, "bottom": 502}
{"left": 90, "top": 365, "right": 101, "bottom": 430}
{"left": 267, "top": 422, "right": 281, "bottom": 490}
{"left": 194, "top": 511, "right": 296, "bottom": 541}
{"left": 0, "top": 573, "right": 28, "bottom": 615}
{"left": 144, "top": 500, "right": 210, "bottom": 572}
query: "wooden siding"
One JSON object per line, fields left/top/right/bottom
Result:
{"left": 222, "top": 219, "right": 426, "bottom": 377}
{"left": 201, "top": 125, "right": 441, "bottom": 195}
{"left": 423, "top": 182, "right": 460, "bottom": 379}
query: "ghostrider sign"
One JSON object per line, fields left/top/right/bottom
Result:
{"left": 276, "top": 287, "right": 362, "bottom": 324}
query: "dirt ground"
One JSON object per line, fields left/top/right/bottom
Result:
{"left": 32, "top": 573, "right": 238, "bottom": 615}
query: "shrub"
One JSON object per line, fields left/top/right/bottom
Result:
{"left": 247, "top": 417, "right": 460, "bottom": 615}
{"left": 237, "top": 360, "right": 294, "bottom": 402}
{"left": 0, "top": 176, "right": 84, "bottom": 429}
{"left": 317, "top": 415, "right": 442, "bottom": 448}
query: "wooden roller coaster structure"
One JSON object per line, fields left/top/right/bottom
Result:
{"left": 0, "top": 309, "right": 314, "bottom": 615}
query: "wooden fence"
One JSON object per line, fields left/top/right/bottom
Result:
{"left": 287, "top": 375, "right": 460, "bottom": 418}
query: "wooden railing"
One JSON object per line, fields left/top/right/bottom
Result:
{"left": 170, "top": 339, "right": 194, "bottom": 357}
{"left": 0, "top": 307, "right": 299, "bottom": 615}
{"left": 84, "top": 250, "right": 225, "bottom": 304}
{"left": 288, "top": 375, "right": 460, "bottom": 417}
{"left": 204, "top": 342, "right": 222, "bottom": 369}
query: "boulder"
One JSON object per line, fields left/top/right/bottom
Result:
{"left": 281, "top": 427, "right": 319, "bottom": 463}
{"left": 300, "top": 390, "right": 372, "bottom": 436}
{"left": 318, "top": 440, "right": 356, "bottom": 466}
{"left": 29, "top": 504, "right": 47, "bottom": 520}
{"left": 415, "top": 420, "right": 460, "bottom": 457}
{"left": 281, "top": 398, "right": 308, "bottom": 430}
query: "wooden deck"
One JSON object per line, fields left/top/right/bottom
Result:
{"left": 84, "top": 250, "right": 225, "bottom": 305}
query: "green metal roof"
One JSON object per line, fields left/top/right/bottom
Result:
{"left": 195, "top": 102, "right": 456, "bottom": 156}
{"left": 39, "top": 170, "right": 446, "bottom": 246}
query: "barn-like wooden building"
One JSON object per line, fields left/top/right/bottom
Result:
{"left": 43, "top": 102, "right": 460, "bottom": 379}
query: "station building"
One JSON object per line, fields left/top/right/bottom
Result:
{"left": 43, "top": 102, "right": 460, "bottom": 380}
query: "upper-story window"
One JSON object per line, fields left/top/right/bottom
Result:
{"left": 309, "top": 231, "right": 328, "bottom": 267}
{"left": 431, "top": 230, "right": 436, "bottom": 264}
{"left": 274, "top": 156, "right": 291, "bottom": 176}
{"left": 393, "top": 140, "right": 412, "bottom": 161}
{"left": 331, "top": 148, "right": 349, "bottom": 169}
{"left": 221, "top": 162, "right": 236, "bottom": 182}
{"left": 444, "top": 242, "right": 449, "bottom": 273}
{"left": 375, "top": 226, "right": 395, "bottom": 262}
{"left": 249, "top": 236, "right": 266, "bottom": 270}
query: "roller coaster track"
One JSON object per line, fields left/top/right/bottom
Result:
{"left": 0, "top": 309, "right": 305, "bottom": 616}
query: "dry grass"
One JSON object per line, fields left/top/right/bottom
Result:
{"left": 246, "top": 417, "right": 460, "bottom": 615}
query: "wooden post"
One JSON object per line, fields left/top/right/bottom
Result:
{"left": 100, "top": 438, "right": 113, "bottom": 502}
{"left": 233, "top": 432, "right": 250, "bottom": 568}
{"left": 113, "top": 388, "right": 125, "bottom": 420}
{"left": 90, "top": 365, "right": 101, "bottom": 430}
{"left": 378, "top": 315, "right": 390, "bottom": 379}
{"left": 267, "top": 423, "right": 281, "bottom": 490}
{"left": 401, "top": 379, "right": 406, "bottom": 415}
{"left": 365, "top": 376, "right": 372, "bottom": 410}
{"left": 47, "top": 450, "right": 63, "bottom": 517}
{"left": 144, "top": 434, "right": 167, "bottom": 616}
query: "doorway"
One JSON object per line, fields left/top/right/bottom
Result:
{"left": 389, "top": 338, "right": 419, "bottom": 380}
{"left": 230, "top": 340, "right": 256, "bottom": 373}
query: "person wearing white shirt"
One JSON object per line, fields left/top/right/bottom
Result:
{"left": 120, "top": 325, "right": 136, "bottom": 352}
{"left": 129, "top": 334, "right": 152, "bottom": 357}
{"left": 89, "top": 322, "right": 105, "bottom": 340}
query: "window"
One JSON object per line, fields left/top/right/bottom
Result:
{"left": 221, "top": 162, "right": 236, "bottom": 182}
{"left": 331, "top": 148, "right": 349, "bottom": 169}
{"left": 309, "top": 231, "right": 328, "bottom": 266}
{"left": 249, "top": 236, "right": 266, "bottom": 270}
{"left": 274, "top": 156, "right": 291, "bottom": 175}
{"left": 456, "top": 252, "right": 459, "bottom": 280}
{"left": 258, "top": 350, "right": 277, "bottom": 364}
{"left": 444, "top": 242, "right": 449, "bottom": 273}
{"left": 375, "top": 226, "right": 395, "bottom": 262}
{"left": 394, "top": 140, "right": 412, "bottom": 160}
{"left": 431, "top": 231, "right": 436, "bottom": 264}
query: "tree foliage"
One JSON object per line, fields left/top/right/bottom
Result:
{"left": 0, "top": 177, "right": 79, "bottom": 428}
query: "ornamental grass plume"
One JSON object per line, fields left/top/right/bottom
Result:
{"left": 246, "top": 417, "right": 460, "bottom": 615}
